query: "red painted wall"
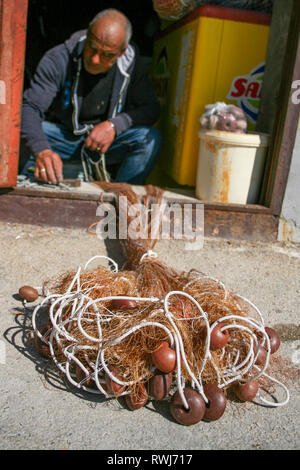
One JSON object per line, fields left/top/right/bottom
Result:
{"left": 0, "top": 0, "right": 28, "bottom": 187}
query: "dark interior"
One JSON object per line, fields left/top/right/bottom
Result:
{"left": 24, "top": 0, "right": 160, "bottom": 89}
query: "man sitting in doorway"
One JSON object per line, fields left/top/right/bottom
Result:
{"left": 20, "top": 8, "right": 161, "bottom": 184}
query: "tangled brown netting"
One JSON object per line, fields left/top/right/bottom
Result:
{"left": 32, "top": 183, "right": 289, "bottom": 417}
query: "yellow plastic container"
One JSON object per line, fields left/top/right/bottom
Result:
{"left": 196, "top": 129, "right": 270, "bottom": 204}
{"left": 151, "top": 4, "right": 271, "bottom": 186}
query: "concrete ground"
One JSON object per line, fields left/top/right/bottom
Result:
{"left": 0, "top": 221, "right": 299, "bottom": 451}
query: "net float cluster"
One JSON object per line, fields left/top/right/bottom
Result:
{"left": 19, "top": 256, "right": 289, "bottom": 427}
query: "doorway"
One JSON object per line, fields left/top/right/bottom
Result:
{"left": 24, "top": 0, "right": 159, "bottom": 90}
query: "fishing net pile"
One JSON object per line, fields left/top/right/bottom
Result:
{"left": 26, "top": 183, "right": 289, "bottom": 425}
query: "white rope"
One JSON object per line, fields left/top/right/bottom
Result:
{"left": 140, "top": 250, "right": 158, "bottom": 262}
{"left": 209, "top": 315, "right": 271, "bottom": 385}
{"left": 254, "top": 366, "right": 290, "bottom": 407}
{"left": 164, "top": 291, "right": 211, "bottom": 407}
{"left": 84, "top": 255, "right": 119, "bottom": 273}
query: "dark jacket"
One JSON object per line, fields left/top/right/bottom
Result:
{"left": 21, "top": 30, "right": 160, "bottom": 156}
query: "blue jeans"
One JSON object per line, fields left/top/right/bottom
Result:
{"left": 22, "top": 121, "right": 162, "bottom": 184}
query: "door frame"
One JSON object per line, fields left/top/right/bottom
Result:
{"left": 0, "top": 0, "right": 299, "bottom": 241}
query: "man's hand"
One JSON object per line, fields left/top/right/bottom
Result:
{"left": 85, "top": 121, "right": 116, "bottom": 154}
{"left": 35, "top": 149, "right": 63, "bottom": 184}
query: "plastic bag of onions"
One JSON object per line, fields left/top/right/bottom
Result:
{"left": 199, "top": 101, "right": 248, "bottom": 133}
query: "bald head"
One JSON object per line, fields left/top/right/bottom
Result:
{"left": 83, "top": 9, "right": 132, "bottom": 75}
{"left": 89, "top": 9, "right": 132, "bottom": 49}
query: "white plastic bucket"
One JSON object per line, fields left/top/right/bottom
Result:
{"left": 196, "top": 130, "right": 270, "bottom": 204}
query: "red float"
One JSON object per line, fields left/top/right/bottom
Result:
{"left": 151, "top": 341, "right": 176, "bottom": 373}
{"left": 254, "top": 343, "right": 267, "bottom": 365}
{"left": 265, "top": 327, "right": 281, "bottom": 354}
{"left": 210, "top": 323, "right": 229, "bottom": 350}
{"left": 125, "top": 383, "right": 148, "bottom": 410}
{"left": 148, "top": 370, "right": 173, "bottom": 400}
{"left": 111, "top": 297, "right": 138, "bottom": 310}
{"left": 235, "top": 380, "right": 259, "bottom": 402}
{"left": 203, "top": 383, "right": 227, "bottom": 421}
{"left": 105, "top": 367, "right": 125, "bottom": 396}
{"left": 19, "top": 285, "right": 39, "bottom": 303}
{"left": 170, "top": 388, "right": 206, "bottom": 426}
